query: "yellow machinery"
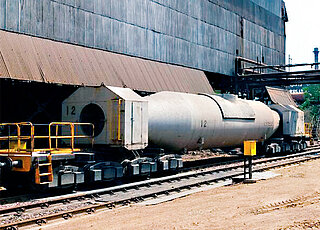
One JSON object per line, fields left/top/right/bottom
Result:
{"left": 304, "top": 123, "right": 314, "bottom": 145}
{"left": 304, "top": 123, "right": 312, "bottom": 138}
{"left": 0, "top": 122, "right": 94, "bottom": 185}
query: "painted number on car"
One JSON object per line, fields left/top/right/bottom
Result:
{"left": 66, "top": 106, "right": 76, "bottom": 116}
{"left": 201, "top": 120, "right": 207, "bottom": 128}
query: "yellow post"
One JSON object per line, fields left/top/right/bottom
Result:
{"left": 49, "top": 124, "right": 52, "bottom": 149}
{"left": 244, "top": 140, "right": 256, "bottom": 156}
{"left": 17, "top": 125, "right": 21, "bottom": 152}
{"left": 31, "top": 125, "right": 35, "bottom": 151}
{"left": 243, "top": 140, "right": 256, "bottom": 180}
{"left": 304, "top": 123, "right": 312, "bottom": 138}
{"left": 71, "top": 123, "right": 75, "bottom": 150}
{"left": 55, "top": 125, "right": 59, "bottom": 149}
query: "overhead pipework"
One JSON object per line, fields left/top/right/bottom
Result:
{"left": 314, "top": 48, "right": 319, "bottom": 70}
{"left": 234, "top": 57, "right": 320, "bottom": 99}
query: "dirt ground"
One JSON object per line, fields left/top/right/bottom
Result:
{"left": 182, "top": 150, "right": 219, "bottom": 161}
{"left": 42, "top": 159, "right": 320, "bottom": 230}
{"left": 182, "top": 149, "right": 236, "bottom": 161}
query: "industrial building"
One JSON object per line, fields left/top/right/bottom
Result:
{"left": 0, "top": 0, "right": 287, "bottom": 122}
{"left": 0, "top": 0, "right": 287, "bottom": 75}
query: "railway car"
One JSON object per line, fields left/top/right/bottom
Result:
{"left": 263, "top": 87, "right": 308, "bottom": 154}
{"left": 0, "top": 86, "right": 306, "bottom": 190}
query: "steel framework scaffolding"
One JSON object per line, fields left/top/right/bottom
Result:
{"left": 233, "top": 57, "right": 320, "bottom": 99}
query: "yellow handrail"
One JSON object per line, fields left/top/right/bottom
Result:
{"left": 48, "top": 122, "right": 94, "bottom": 150}
{"left": 0, "top": 122, "right": 33, "bottom": 153}
{"left": 0, "top": 122, "right": 94, "bottom": 153}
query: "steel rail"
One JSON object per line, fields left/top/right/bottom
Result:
{"left": 0, "top": 145, "right": 319, "bottom": 207}
{"left": 1, "top": 148, "right": 320, "bottom": 229}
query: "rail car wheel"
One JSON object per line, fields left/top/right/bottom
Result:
{"left": 29, "top": 183, "right": 50, "bottom": 193}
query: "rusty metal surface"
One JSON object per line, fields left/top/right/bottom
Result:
{"left": 0, "top": 0, "right": 286, "bottom": 77}
{"left": 0, "top": 30, "right": 213, "bottom": 94}
{"left": 291, "top": 93, "right": 305, "bottom": 103}
{"left": 266, "top": 86, "right": 297, "bottom": 106}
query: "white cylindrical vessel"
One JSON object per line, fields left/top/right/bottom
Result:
{"left": 147, "top": 91, "right": 280, "bottom": 151}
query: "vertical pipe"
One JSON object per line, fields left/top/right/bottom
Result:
{"left": 314, "top": 48, "right": 319, "bottom": 70}
{"left": 249, "top": 157, "right": 253, "bottom": 179}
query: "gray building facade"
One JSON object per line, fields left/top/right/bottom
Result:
{"left": 0, "top": 0, "right": 286, "bottom": 76}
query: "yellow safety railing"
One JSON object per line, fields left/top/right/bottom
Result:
{"left": 0, "top": 122, "right": 94, "bottom": 153}
{"left": 0, "top": 122, "right": 33, "bottom": 153}
{"left": 48, "top": 122, "right": 94, "bottom": 150}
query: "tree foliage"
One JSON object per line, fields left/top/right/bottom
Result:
{"left": 301, "top": 84, "right": 320, "bottom": 123}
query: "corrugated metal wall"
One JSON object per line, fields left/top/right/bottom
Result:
{"left": 251, "top": 0, "right": 281, "bottom": 16}
{"left": 0, "top": 0, "right": 286, "bottom": 76}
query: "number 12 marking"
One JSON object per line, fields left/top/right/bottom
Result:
{"left": 201, "top": 120, "right": 207, "bottom": 128}
{"left": 67, "top": 106, "right": 76, "bottom": 115}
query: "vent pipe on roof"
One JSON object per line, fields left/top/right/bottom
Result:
{"left": 314, "top": 47, "right": 319, "bottom": 70}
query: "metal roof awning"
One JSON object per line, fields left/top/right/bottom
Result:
{"left": 0, "top": 30, "right": 214, "bottom": 94}
{"left": 266, "top": 86, "right": 297, "bottom": 107}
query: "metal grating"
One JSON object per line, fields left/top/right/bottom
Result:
{"left": 0, "top": 30, "right": 214, "bottom": 94}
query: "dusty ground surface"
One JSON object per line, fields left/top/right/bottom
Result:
{"left": 41, "top": 159, "right": 320, "bottom": 230}
{"left": 182, "top": 149, "right": 236, "bottom": 161}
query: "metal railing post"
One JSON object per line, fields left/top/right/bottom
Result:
{"left": 17, "top": 124, "right": 21, "bottom": 152}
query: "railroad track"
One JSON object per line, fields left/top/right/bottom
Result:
{"left": 1, "top": 148, "right": 320, "bottom": 230}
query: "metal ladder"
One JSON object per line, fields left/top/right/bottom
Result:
{"left": 35, "top": 155, "right": 53, "bottom": 185}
